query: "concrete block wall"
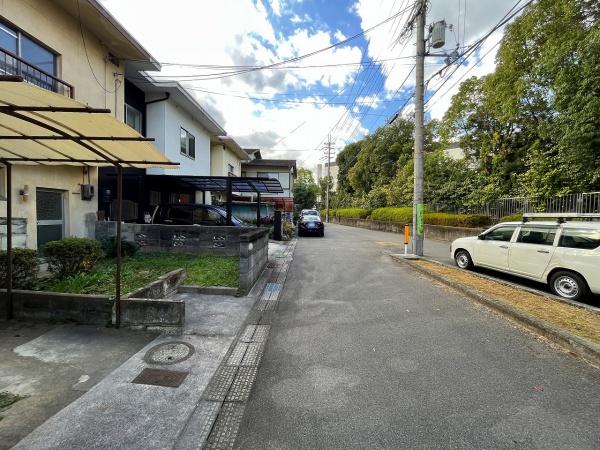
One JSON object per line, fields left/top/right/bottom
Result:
{"left": 0, "top": 289, "right": 112, "bottom": 324}
{"left": 96, "top": 222, "right": 245, "bottom": 256}
{"left": 239, "top": 228, "right": 270, "bottom": 293}
{"left": 119, "top": 298, "right": 184, "bottom": 333}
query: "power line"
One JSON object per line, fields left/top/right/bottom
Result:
{"left": 124, "top": 2, "right": 418, "bottom": 82}
{"left": 77, "top": 0, "right": 116, "bottom": 94}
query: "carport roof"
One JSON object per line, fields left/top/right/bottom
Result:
{"left": 0, "top": 78, "right": 178, "bottom": 168}
{"left": 146, "top": 175, "right": 284, "bottom": 193}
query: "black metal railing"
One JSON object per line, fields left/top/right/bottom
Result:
{"left": 0, "top": 47, "right": 73, "bottom": 98}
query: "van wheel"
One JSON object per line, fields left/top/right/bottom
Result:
{"left": 454, "top": 250, "right": 473, "bottom": 270}
{"left": 549, "top": 271, "right": 588, "bottom": 301}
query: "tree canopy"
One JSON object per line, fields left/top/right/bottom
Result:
{"left": 333, "top": 0, "right": 599, "bottom": 211}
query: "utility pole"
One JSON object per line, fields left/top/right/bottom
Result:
{"left": 413, "top": 0, "right": 426, "bottom": 256}
{"left": 324, "top": 134, "right": 332, "bottom": 223}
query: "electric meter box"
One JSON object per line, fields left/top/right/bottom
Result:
{"left": 81, "top": 184, "right": 95, "bottom": 201}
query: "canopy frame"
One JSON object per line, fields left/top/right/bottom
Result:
{"left": 1, "top": 77, "right": 179, "bottom": 326}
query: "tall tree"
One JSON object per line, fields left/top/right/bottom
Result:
{"left": 293, "top": 168, "right": 319, "bottom": 209}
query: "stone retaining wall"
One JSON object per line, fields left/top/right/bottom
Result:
{"left": 330, "top": 216, "right": 485, "bottom": 241}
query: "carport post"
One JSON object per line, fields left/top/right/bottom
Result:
{"left": 115, "top": 165, "right": 123, "bottom": 328}
{"left": 226, "top": 177, "right": 232, "bottom": 226}
{"left": 256, "top": 192, "right": 261, "bottom": 227}
{"left": 5, "top": 162, "right": 12, "bottom": 320}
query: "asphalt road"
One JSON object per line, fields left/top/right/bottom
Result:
{"left": 235, "top": 223, "right": 600, "bottom": 449}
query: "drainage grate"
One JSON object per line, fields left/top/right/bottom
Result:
{"left": 132, "top": 368, "right": 188, "bottom": 388}
{"left": 143, "top": 341, "right": 195, "bottom": 365}
{"left": 226, "top": 366, "right": 259, "bottom": 402}
{"left": 241, "top": 342, "right": 263, "bottom": 366}
{"left": 173, "top": 401, "right": 221, "bottom": 450}
{"left": 252, "top": 325, "right": 270, "bottom": 342}
{"left": 266, "top": 261, "right": 276, "bottom": 268}
{"left": 203, "top": 366, "right": 238, "bottom": 401}
{"left": 227, "top": 342, "right": 248, "bottom": 366}
{"left": 205, "top": 403, "right": 246, "bottom": 449}
{"left": 239, "top": 325, "right": 256, "bottom": 343}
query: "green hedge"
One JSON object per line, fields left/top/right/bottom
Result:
{"left": 370, "top": 207, "right": 413, "bottom": 223}
{"left": 500, "top": 213, "right": 523, "bottom": 222}
{"left": 370, "top": 208, "right": 490, "bottom": 227}
{"left": 44, "top": 237, "right": 104, "bottom": 278}
{"left": 424, "top": 213, "right": 491, "bottom": 228}
{"left": 0, "top": 248, "right": 39, "bottom": 289}
{"left": 333, "top": 208, "right": 370, "bottom": 219}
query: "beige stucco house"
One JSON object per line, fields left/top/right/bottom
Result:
{"left": 209, "top": 136, "right": 249, "bottom": 204}
{"left": 0, "top": 0, "right": 159, "bottom": 249}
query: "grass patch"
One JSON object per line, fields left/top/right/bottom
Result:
{"left": 415, "top": 260, "right": 600, "bottom": 344}
{"left": 37, "top": 253, "right": 239, "bottom": 296}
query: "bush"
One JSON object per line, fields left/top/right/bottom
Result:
{"left": 282, "top": 221, "right": 295, "bottom": 241}
{"left": 424, "top": 213, "right": 491, "bottom": 228}
{"left": 371, "top": 207, "right": 413, "bottom": 223}
{"left": 334, "top": 208, "right": 370, "bottom": 219}
{"left": 44, "top": 238, "right": 104, "bottom": 278}
{"left": 101, "top": 237, "right": 140, "bottom": 258}
{"left": 500, "top": 213, "right": 523, "bottom": 222}
{"left": 0, "top": 248, "right": 39, "bottom": 289}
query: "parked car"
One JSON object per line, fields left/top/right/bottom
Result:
{"left": 153, "top": 204, "right": 247, "bottom": 226}
{"left": 451, "top": 220, "right": 600, "bottom": 300}
{"left": 298, "top": 215, "right": 324, "bottom": 237}
{"left": 300, "top": 209, "right": 320, "bottom": 218}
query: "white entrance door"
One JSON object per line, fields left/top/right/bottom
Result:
{"left": 36, "top": 188, "right": 64, "bottom": 250}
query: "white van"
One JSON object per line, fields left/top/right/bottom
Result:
{"left": 451, "top": 218, "right": 600, "bottom": 301}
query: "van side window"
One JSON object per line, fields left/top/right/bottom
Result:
{"left": 559, "top": 229, "right": 600, "bottom": 250}
{"left": 483, "top": 226, "right": 516, "bottom": 242}
{"left": 517, "top": 226, "right": 557, "bottom": 246}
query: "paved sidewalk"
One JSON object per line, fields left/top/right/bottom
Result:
{"left": 13, "top": 241, "right": 296, "bottom": 450}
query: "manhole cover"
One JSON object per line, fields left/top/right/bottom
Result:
{"left": 132, "top": 368, "right": 188, "bottom": 388}
{"left": 143, "top": 341, "right": 195, "bottom": 365}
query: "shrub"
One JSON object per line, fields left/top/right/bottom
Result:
{"left": 282, "top": 221, "right": 295, "bottom": 241}
{"left": 101, "top": 237, "right": 140, "bottom": 258}
{"left": 44, "top": 238, "right": 104, "bottom": 278}
{"left": 370, "top": 207, "right": 413, "bottom": 223}
{"left": 0, "top": 248, "right": 39, "bottom": 289}
{"left": 334, "top": 208, "right": 370, "bottom": 219}
{"left": 500, "top": 213, "right": 523, "bottom": 222}
{"left": 424, "top": 213, "right": 491, "bottom": 228}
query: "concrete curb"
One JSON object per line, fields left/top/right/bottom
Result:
{"left": 178, "top": 285, "right": 239, "bottom": 296}
{"left": 390, "top": 254, "right": 600, "bottom": 368}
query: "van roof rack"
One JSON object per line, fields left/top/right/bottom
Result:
{"left": 522, "top": 212, "right": 600, "bottom": 224}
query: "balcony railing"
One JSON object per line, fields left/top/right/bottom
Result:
{"left": 0, "top": 47, "right": 73, "bottom": 98}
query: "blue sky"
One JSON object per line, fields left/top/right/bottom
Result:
{"left": 101, "top": 0, "right": 511, "bottom": 171}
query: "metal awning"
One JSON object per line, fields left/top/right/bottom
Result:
{"left": 0, "top": 77, "right": 179, "bottom": 327}
{"left": 0, "top": 78, "right": 177, "bottom": 168}
{"left": 146, "top": 175, "right": 284, "bottom": 193}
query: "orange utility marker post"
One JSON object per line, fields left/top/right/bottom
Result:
{"left": 404, "top": 225, "right": 410, "bottom": 256}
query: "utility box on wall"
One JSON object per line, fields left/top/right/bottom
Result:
{"left": 81, "top": 184, "right": 95, "bottom": 201}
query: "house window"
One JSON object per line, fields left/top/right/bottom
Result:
{"left": 125, "top": 104, "right": 143, "bottom": 133}
{"left": 0, "top": 20, "right": 56, "bottom": 75}
{"left": 227, "top": 163, "right": 235, "bottom": 176}
{"left": 180, "top": 127, "right": 195, "bottom": 159}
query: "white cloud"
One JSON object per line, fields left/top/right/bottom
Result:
{"left": 101, "top": 0, "right": 364, "bottom": 172}
{"left": 268, "top": 0, "right": 282, "bottom": 16}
